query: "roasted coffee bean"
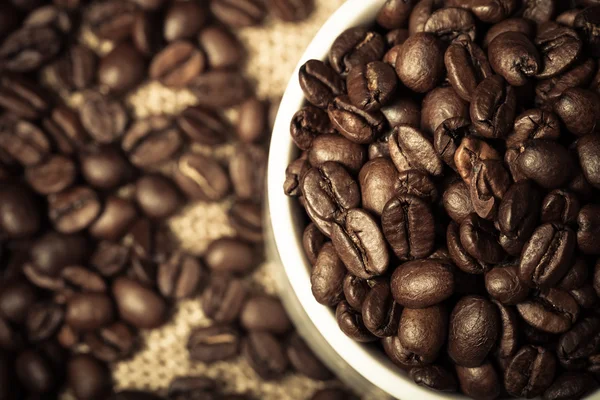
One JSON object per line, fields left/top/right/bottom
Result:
{"left": 391, "top": 260, "right": 454, "bottom": 308}
{"left": 66, "top": 293, "right": 114, "bottom": 331}
{"left": 174, "top": 152, "right": 230, "bottom": 201}
{"left": 454, "top": 136, "right": 501, "bottom": 184}
{"left": 50, "top": 44, "right": 97, "bottom": 91}
{"left": 557, "top": 316, "right": 600, "bottom": 369}
{"left": 80, "top": 93, "right": 129, "bottom": 144}
{"left": 168, "top": 376, "right": 215, "bottom": 400}
{"left": 311, "top": 242, "right": 345, "bottom": 306}
{"left": 48, "top": 186, "right": 101, "bottom": 234}
{"left": 488, "top": 32, "right": 540, "bottom": 86}
{"left": 517, "top": 288, "right": 579, "bottom": 334}
{"left": 343, "top": 274, "right": 370, "bottom": 311}
{"left": 16, "top": 349, "right": 56, "bottom": 393}
{"left": 308, "top": 133, "right": 367, "bottom": 173}
{"left": 361, "top": 281, "right": 401, "bottom": 338}
{"left": 190, "top": 70, "right": 251, "bottom": 108}
{"left": 407, "top": 0, "right": 443, "bottom": 35}
{"left": 535, "top": 25, "right": 581, "bottom": 79}
{"left": 201, "top": 275, "right": 247, "bottom": 323}
{"left": 26, "top": 302, "right": 63, "bottom": 342}
{"left": 84, "top": 322, "right": 135, "bottom": 362}
{"left": 286, "top": 332, "right": 332, "bottom": 380}
{"left": 516, "top": 140, "right": 574, "bottom": 189}
{"left": 468, "top": 159, "right": 510, "bottom": 220}
{"left": 358, "top": 158, "right": 398, "bottom": 216}
{"left": 122, "top": 116, "right": 182, "bottom": 168}
{"left": 267, "top": 0, "right": 314, "bottom": 21}
{"left": 235, "top": 97, "right": 266, "bottom": 144}
{"left": 204, "top": 238, "right": 256, "bottom": 275}
{"left": 163, "top": 1, "right": 207, "bottom": 42}
{"left": 157, "top": 253, "right": 204, "bottom": 300}
{"left": 0, "top": 26, "right": 61, "bottom": 72}
{"left": 335, "top": 300, "right": 377, "bottom": 342}
{"left": 389, "top": 125, "right": 443, "bottom": 176}
{"left": 410, "top": 365, "right": 458, "bottom": 393}
{"left": 574, "top": 5, "right": 600, "bottom": 58}
{"left": 42, "top": 106, "right": 89, "bottom": 156}
{"left": 421, "top": 86, "right": 469, "bottom": 136}
{"left": 327, "top": 95, "right": 385, "bottom": 144}
{"left": 450, "top": 0, "right": 519, "bottom": 23}
{"left": 98, "top": 42, "right": 146, "bottom": 94}
{"left": 382, "top": 195, "right": 435, "bottom": 260}
{"left": 445, "top": 35, "right": 492, "bottom": 102}
{"left": 176, "top": 105, "right": 229, "bottom": 146}
{"left": 494, "top": 300, "right": 520, "bottom": 360}
{"left": 60, "top": 265, "right": 107, "bottom": 295}
{"left": 448, "top": 296, "right": 499, "bottom": 367}
{"left": 347, "top": 61, "right": 397, "bottom": 111}
{"left": 85, "top": 0, "right": 136, "bottom": 41}
{"left": 211, "top": 0, "right": 266, "bottom": 27}
{"left": 377, "top": 0, "right": 417, "bottom": 29}
{"left": 298, "top": 60, "right": 345, "bottom": 109}
{"left": 229, "top": 145, "right": 266, "bottom": 201}
{"left": 228, "top": 201, "right": 263, "bottom": 243}
{"left": 443, "top": 181, "right": 475, "bottom": 224}
{"left": 394, "top": 169, "right": 439, "bottom": 204}
{"left": 504, "top": 345, "right": 557, "bottom": 397}
{"left": 456, "top": 362, "right": 501, "bottom": 400}
{"left": 485, "top": 265, "right": 529, "bottom": 305}
{"left": 396, "top": 33, "right": 445, "bottom": 92}
{"left": 470, "top": 75, "right": 517, "bottom": 139}
{"left": 187, "top": 325, "right": 240, "bottom": 363}
{"left": 519, "top": 223, "right": 576, "bottom": 288}
{"left": 508, "top": 109, "right": 560, "bottom": 150}
{"left": 243, "top": 331, "right": 288, "bottom": 380}
{"left": 0, "top": 117, "right": 51, "bottom": 167}
{"left": 541, "top": 190, "right": 580, "bottom": 225}
{"left": 290, "top": 106, "right": 334, "bottom": 150}
{"left": 535, "top": 58, "right": 597, "bottom": 106}
{"left": 240, "top": 295, "right": 291, "bottom": 335}
{"left": 382, "top": 333, "right": 427, "bottom": 368}
{"left": 112, "top": 277, "right": 167, "bottom": 329}
{"left": 135, "top": 175, "right": 182, "bottom": 219}
{"left": 497, "top": 180, "right": 540, "bottom": 255}
{"left": 381, "top": 97, "right": 421, "bottom": 128}
{"left": 543, "top": 372, "right": 599, "bottom": 400}
{"left": 557, "top": 258, "right": 588, "bottom": 291}
{"left": 424, "top": 7, "right": 477, "bottom": 42}
{"left": 89, "top": 196, "right": 137, "bottom": 241}
{"left": 332, "top": 209, "right": 389, "bottom": 279}
{"left": 198, "top": 25, "right": 244, "bottom": 70}
{"left": 302, "top": 223, "right": 326, "bottom": 265}
{"left": 483, "top": 17, "right": 535, "bottom": 49}
{"left": 0, "top": 183, "right": 41, "bottom": 239}
{"left": 80, "top": 146, "right": 131, "bottom": 190}
{"left": 25, "top": 155, "right": 76, "bottom": 195}
{"left": 132, "top": 11, "right": 163, "bottom": 56}
{"left": 67, "top": 355, "right": 112, "bottom": 400}
{"left": 149, "top": 41, "right": 205, "bottom": 88}
{"left": 329, "top": 27, "right": 385, "bottom": 76}
{"left": 577, "top": 133, "right": 600, "bottom": 189}
{"left": 127, "top": 218, "right": 172, "bottom": 265}
{"left": 577, "top": 204, "right": 600, "bottom": 254}
{"left": 0, "top": 74, "right": 51, "bottom": 120}
{"left": 398, "top": 304, "right": 447, "bottom": 364}
{"left": 383, "top": 44, "right": 402, "bottom": 67}
{"left": 459, "top": 213, "right": 505, "bottom": 264}
{"left": 30, "top": 232, "right": 89, "bottom": 277}
{"left": 554, "top": 87, "right": 600, "bottom": 137}
{"left": 0, "top": 280, "right": 37, "bottom": 324}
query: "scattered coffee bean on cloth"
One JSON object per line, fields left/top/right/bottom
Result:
{"left": 288, "top": 1, "right": 600, "bottom": 399}
{"left": 0, "top": 0, "right": 362, "bottom": 400}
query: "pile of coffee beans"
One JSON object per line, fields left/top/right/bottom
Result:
{"left": 0, "top": 0, "right": 359, "bottom": 399}
{"left": 286, "top": 0, "right": 600, "bottom": 399}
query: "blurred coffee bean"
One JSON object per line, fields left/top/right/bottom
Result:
{"left": 25, "top": 155, "right": 76, "bottom": 195}
{"left": 174, "top": 152, "right": 230, "bottom": 201}
{"left": 0, "top": 280, "right": 37, "bottom": 324}
{"left": 198, "top": 25, "right": 244, "bottom": 70}
{"left": 190, "top": 70, "right": 251, "bottom": 108}
{"left": 89, "top": 196, "right": 137, "bottom": 241}
{"left": 210, "top": 0, "right": 266, "bottom": 27}
{"left": 50, "top": 44, "right": 97, "bottom": 91}
{"left": 84, "top": 322, "right": 135, "bottom": 362}
{"left": 157, "top": 252, "right": 205, "bottom": 300}
{"left": 187, "top": 325, "right": 240, "bottom": 363}
{"left": 122, "top": 116, "right": 182, "bottom": 168}
{"left": 0, "top": 74, "right": 51, "bottom": 120}
{"left": 0, "top": 183, "right": 41, "bottom": 238}
{"left": 240, "top": 295, "right": 291, "bottom": 335}
{"left": 0, "top": 26, "right": 62, "bottom": 73}
{"left": 0, "top": 117, "right": 51, "bottom": 167}
{"left": 85, "top": 0, "right": 137, "bottom": 41}
{"left": 48, "top": 186, "right": 101, "bottom": 234}
{"left": 135, "top": 175, "right": 182, "bottom": 219}
{"left": 98, "top": 42, "right": 146, "bottom": 94}
{"left": 67, "top": 354, "right": 112, "bottom": 400}
{"left": 286, "top": 332, "right": 332, "bottom": 380}
{"left": 43, "top": 106, "right": 90, "bottom": 155}
{"left": 243, "top": 331, "right": 288, "bottom": 380}
{"left": 132, "top": 11, "right": 163, "bottom": 56}
{"left": 268, "top": 0, "right": 314, "bottom": 22}
{"left": 16, "top": 349, "right": 56, "bottom": 393}
{"left": 80, "top": 93, "right": 129, "bottom": 144}
{"left": 204, "top": 238, "right": 256, "bottom": 275}
{"left": 149, "top": 41, "right": 205, "bottom": 88}
{"left": 176, "top": 105, "right": 229, "bottom": 146}
{"left": 228, "top": 201, "right": 263, "bottom": 243}
{"left": 112, "top": 277, "right": 167, "bottom": 329}
{"left": 201, "top": 275, "right": 247, "bottom": 323}
{"left": 80, "top": 146, "right": 132, "bottom": 190}
{"left": 163, "top": 1, "right": 207, "bottom": 42}
{"left": 229, "top": 145, "right": 266, "bottom": 202}
{"left": 66, "top": 293, "right": 114, "bottom": 331}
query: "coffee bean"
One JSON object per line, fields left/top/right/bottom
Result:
{"left": 80, "top": 93, "right": 129, "bottom": 144}
{"left": 327, "top": 95, "right": 386, "bottom": 144}
{"left": 124, "top": 117, "right": 183, "bottom": 168}
{"left": 517, "top": 288, "right": 579, "bottom": 334}
{"left": 377, "top": 0, "right": 417, "bottom": 29}
{"left": 421, "top": 86, "right": 469, "bottom": 137}
{"left": 381, "top": 97, "right": 421, "bottom": 129}
{"left": 50, "top": 44, "right": 97, "bottom": 92}
{"left": 131, "top": 11, "right": 163, "bottom": 56}
{"left": 308, "top": 133, "right": 367, "bottom": 174}
{"left": 398, "top": 304, "right": 447, "bottom": 364}
{"left": 0, "top": 280, "right": 37, "bottom": 324}
{"left": 443, "top": 181, "right": 474, "bottom": 224}
{"left": 391, "top": 260, "right": 454, "bottom": 308}
{"left": 504, "top": 345, "right": 557, "bottom": 397}
{"left": 67, "top": 355, "right": 112, "bottom": 400}
{"left": 444, "top": 35, "right": 492, "bottom": 102}
{"left": 168, "top": 376, "right": 216, "bottom": 400}
{"left": 84, "top": 322, "right": 135, "bottom": 362}
{"left": 482, "top": 17, "right": 534, "bottom": 49}
{"left": 163, "top": 1, "right": 207, "bottom": 42}
{"left": 243, "top": 331, "right": 288, "bottom": 380}
{"left": 357, "top": 158, "right": 397, "bottom": 216}
{"left": 535, "top": 25, "right": 582, "bottom": 79}
{"left": 149, "top": 41, "right": 205, "bottom": 88}
{"left": 48, "top": 186, "right": 101, "bottom": 234}
{"left": 190, "top": 71, "right": 251, "bottom": 108}
{"left": 0, "top": 117, "right": 51, "bottom": 167}
{"left": 16, "top": 349, "right": 56, "bottom": 393}
{"left": 519, "top": 223, "right": 576, "bottom": 288}
{"left": 0, "top": 74, "right": 51, "bottom": 120}
{"left": 454, "top": 136, "right": 501, "bottom": 185}
{"left": 448, "top": 295, "right": 499, "bottom": 367}
{"left": 497, "top": 180, "right": 540, "bottom": 255}
{"left": 25, "top": 155, "right": 76, "bottom": 195}
{"left": 451, "top": 0, "right": 519, "bottom": 23}
{"left": 85, "top": 0, "right": 137, "bottom": 41}
{"left": 65, "top": 293, "right": 114, "bottom": 332}
{"left": 335, "top": 300, "right": 377, "bottom": 342}
{"left": 310, "top": 242, "right": 345, "bottom": 306}
{"left": 210, "top": 0, "right": 266, "bottom": 27}
{"left": 347, "top": 61, "right": 397, "bottom": 112}
{"left": 286, "top": 332, "right": 332, "bottom": 380}
{"left": 298, "top": 59, "right": 345, "bottom": 109}
{"left": 0, "top": 27, "right": 62, "bottom": 72}
{"left": 574, "top": 5, "right": 600, "bottom": 58}
{"left": 240, "top": 295, "right": 291, "bottom": 335}
{"left": 135, "top": 175, "right": 182, "bottom": 219}
{"left": 554, "top": 87, "right": 600, "bottom": 137}
{"left": 410, "top": 365, "right": 458, "bottom": 393}
{"left": 98, "top": 41, "right": 146, "bottom": 93}
{"left": 0, "top": 183, "right": 41, "bottom": 239}
{"left": 174, "top": 152, "right": 230, "bottom": 201}
{"left": 470, "top": 75, "right": 517, "bottom": 139}
{"left": 235, "top": 97, "right": 266, "bottom": 144}
{"left": 557, "top": 316, "right": 600, "bottom": 369}
{"left": 459, "top": 213, "right": 505, "bottom": 264}
{"left": 361, "top": 280, "right": 402, "bottom": 338}
{"left": 228, "top": 201, "right": 263, "bottom": 243}
{"left": 396, "top": 33, "right": 445, "bottom": 92}
{"left": 577, "top": 204, "right": 600, "bottom": 254}
{"left": 507, "top": 109, "right": 561, "bottom": 149}
{"left": 26, "top": 302, "right": 63, "bottom": 342}
{"left": 489, "top": 32, "right": 540, "bottom": 86}
{"left": 176, "top": 105, "right": 229, "bottom": 146}
{"left": 157, "top": 252, "right": 204, "bottom": 300}
{"left": 201, "top": 275, "right": 247, "bottom": 323}
{"left": 89, "top": 196, "right": 137, "bottom": 241}
{"left": 536, "top": 58, "right": 597, "bottom": 106}
{"left": 329, "top": 27, "right": 386, "bottom": 76}
{"left": 204, "top": 238, "right": 256, "bottom": 275}
{"left": 283, "top": 156, "right": 310, "bottom": 197}
{"left": 112, "top": 277, "right": 167, "bottom": 329}
{"left": 43, "top": 106, "right": 90, "bottom": 155}
{"left": 543, "top": 372, "right": 599, "bottom": 400}
{"left": 494, "top": 300, "right": 520, "bottom": 360}
{"left": 389, "top": 125, "right": 443, "bottom": 176}
{"left": 577, "top": 133, "right": 600, "bottom": 189}
{"left": 456, "top": 362, "right": 501, "bottom": 400}
{"left": 187, "top": 325, "right": 240, "bottom": 363}
{"left": 541, "top": 190, "right": 580, "bottom": 225}
{"left": 230, "top": 144, "right": 266, "bottom": 201}
{"left": 343, "top": 274, "right": 370, "bottom": 311}
{"left": 198, "top": 25, "right": 244, "bottom": 70}
{"left": 268, "top": 0, "right": 314, "bottom": 22}
{"left": 80, "top": 146, "right": 132, "bottom": 190}
{"left": 485, "top": 265, "right": 529, "bottom": 305}
{"left": 424, "top": 7, "right": 477, "bottom": 42}
{"left": 30, "top": 232, "right": 90, "bottom": 277}
{"left": 90, "top": 241, "right": 129, "bottom": 278}
{"left": 516, "top": 140, "right": 574, "bottom": 189}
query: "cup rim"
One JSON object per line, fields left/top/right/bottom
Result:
{"left": 266, "top": 1, "right": 463, "bottom": 399}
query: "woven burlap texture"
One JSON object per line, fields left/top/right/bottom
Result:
{"left": 86, "top": 1, "right": 347, "bottom": 399}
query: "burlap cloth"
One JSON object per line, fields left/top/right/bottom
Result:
{"left": 68, "top": 1, "right": 347, "bottom": 399}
